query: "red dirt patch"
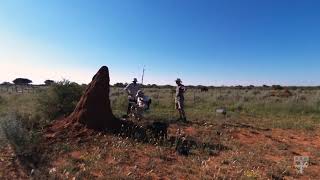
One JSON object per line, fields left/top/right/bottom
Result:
{"left": 184, "top": 127, "right": 198, "bottom": 136}
{"left": 52, "top": 157, "right": 67, "bottom": 168}
{"left": 264, "top": 154, "right": 284, "bottom": 162}
{"left": 231, "top": 129, "right": 271, "bottom": 145}
{"left": 0, "top": 145, "right": 28, "bottom": 179}
{"left": 91, "top": 170, "right": 103, "bottom": 178}
{"left": 69, "top": 151, "right": 83, "bottom": 160}
{"left": 168, "top": 124, "right": 198, "bottom": 136}
{"left": 272, "top": 128, "right": 320, "bottom": 149}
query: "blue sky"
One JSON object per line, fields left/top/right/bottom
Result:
{"left": 0, "top": 0, "right": 320, "bottom": 85}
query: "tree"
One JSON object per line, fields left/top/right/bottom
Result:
{"left": 160, "top": 85, "right": 174, "bottom": 89}
{"left": 151, "top": 84, "right": 158, "bottom": 88}
{"left": 13, "top": 78, "right": 32, "bottom": 85}
{"left": 272, "top": 85, "right": 283, "bottom": 90}
{"left": 235, "top": 85, "right": 243, "bottom": 89}
{"left": 114, "top": 82, "right": 125, "bottom": 88}
{"left": 44, "top": 80, "right": 55, "bottom": 85}
{"left": 200, "top": 86, "right": 209, "bottom": 92}
{"left": 247, "top": 85, "right": 255, "bottom": 89}
{"left": 145, "top": 84, "right": 159, "bottom": 88}
{"left": 1, "top": 82, "right": 12, "bottom": 85}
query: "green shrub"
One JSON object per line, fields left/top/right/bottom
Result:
{"left": 272, "top": 85, "right": 283, "bottom": 90}
{"left": 0, "top": 112, "right": 40, "bottom": 154}
{"left": 37, "top": 79, "right": 84, "bottom": 120}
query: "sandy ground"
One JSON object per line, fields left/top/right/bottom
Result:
{"left": 0, "top": 118, "right": 319, "bottom": 179}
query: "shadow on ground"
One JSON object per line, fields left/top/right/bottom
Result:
{"left": 118, "top": 118, "right": 229, "bottom": 156}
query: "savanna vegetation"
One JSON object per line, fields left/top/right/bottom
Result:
{"left": 0, "top": 82, "right": 319, "bottom": 179}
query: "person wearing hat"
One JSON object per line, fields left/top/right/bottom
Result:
{"left": 175, "top": 78, "right": 187, "bottom": 122}
{"left": 124, "top": 78, "right": 141, "bottom": 115}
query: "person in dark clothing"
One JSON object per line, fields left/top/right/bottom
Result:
{"left": 124, "top": 78, "right": 141, "bottom": 115}
{"left": 175, "top": 78, "right": 187, "bottom": 122}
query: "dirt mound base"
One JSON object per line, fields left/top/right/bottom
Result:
{"left": 44, "top": 66, "right": 123, "bottom": 145}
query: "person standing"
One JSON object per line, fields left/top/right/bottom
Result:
{"left": 124, "top": 78, "right": 141, "bottom": 115}
{"left": 175, "top": 78, "right": 187, "bottom": 122}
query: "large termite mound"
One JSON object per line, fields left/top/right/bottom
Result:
{"left": 68, "top": 66, "right": 121, "bottom": 131}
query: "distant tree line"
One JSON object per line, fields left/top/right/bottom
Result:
{"left": 1, "top": 82, "right": 12, "bottom": 86}
{"left": 0, "top": 78, "right": 56, "bottom": 86}
{"left": 110, "top": 82, "right": 320, "bottom": 91}
{"left": 44, "top": 80, "right": 55, "bottom": 85}
{"left": 1, "top": 78, "right": 320, "bottom": 91}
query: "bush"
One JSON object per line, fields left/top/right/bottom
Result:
{"left": 44, "top": 79, "right": 55, "bottom": 86}
{"left": 37, "top": 80, "right": 84, "bottom": 120}
{"left": 0, "top": 112, "right": 47, "bottom": 175}
{"left": 0, "top": 113, "right": 40, "bottom": 155}
{"left": 272, "top": 85, "right": 283, "bottom": 90}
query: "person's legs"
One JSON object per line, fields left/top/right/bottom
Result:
{"left": 127, "top": 99, "right": 136, "bottom": 115}
{"left": 146, "top": 99, "right": 152, "bottom": 110}
{"left": 175, "top": 100, "right": 182, "bottom": 120}
{"left": 181, "top": 109, "right": 187, "bottom": 122}
{"left": 136, "top": 107, "right": 143, "bottom": 120}
{"left": 178, "top": 110, "right": 187, "bottom": 122}
{"left": 176, "top": 100, "right": 187, "bottom": 121}
{"left": 179, "top": 100, "right": 187, "bottom": 122}
{"left": 127, "top": 102, "right": 132, "bottom": 115}
{"left": 178, "top": 109, "right": 183, "bottom": 119}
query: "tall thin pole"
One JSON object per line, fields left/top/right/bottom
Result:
{"left": 141, "top": 66, "right": 145, "bottom": 85}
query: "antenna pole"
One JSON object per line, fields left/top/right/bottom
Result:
{"left": 141, "top": 66, "right": 145, "bottom": 85}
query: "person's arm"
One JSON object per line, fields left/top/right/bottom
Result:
{"left": 124, "top": 84, "right": 130, "bottom": 93}
{"left": 183, "top": 85, "right": 187, "bottom": 93}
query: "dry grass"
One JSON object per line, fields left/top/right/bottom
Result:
{"left": 0, "top": 87, "right": 320, "bottom": 179}
{"left": 111, "top": 87, "right": 320, "bottom": 130}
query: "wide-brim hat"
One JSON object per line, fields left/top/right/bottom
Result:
{"left": 133, "top": 78, "right": 138, "bottom": 82}
{"left": 175, "top": 78, "right": 182, "bottom": 83}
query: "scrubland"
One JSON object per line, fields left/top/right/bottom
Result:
{"left": 0, "top": 83, "right": 319, "bottom": 179}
